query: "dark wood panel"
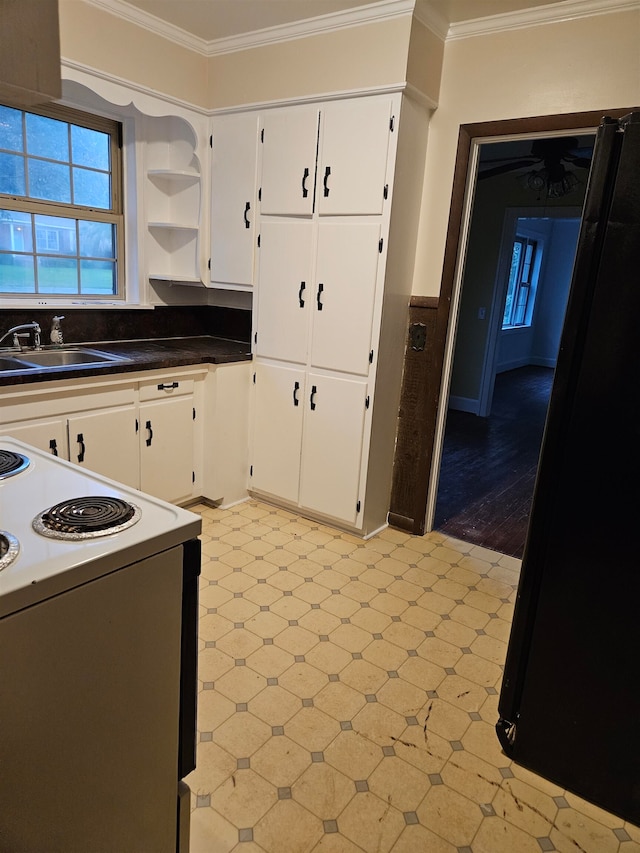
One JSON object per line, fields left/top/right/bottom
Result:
{"left": 388, "top": 298, "right": 440, "bottom": 535}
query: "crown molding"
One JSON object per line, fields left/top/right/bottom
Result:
{"left": 82, "top": 0, "right": 640, "bottom": 55}
{"left": 86, "top": 0, "right": 415, "bottom": 57}
{"left": 447, "top": 0, "right": 640, "bottom": 40}
{"left": 413, "top": 1, "right": 449, "bottom": 40}
{"left": 209, "top": 0, "right": 415, "bottom": 55}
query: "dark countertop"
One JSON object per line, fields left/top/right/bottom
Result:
{"left": 0, "top": 336, "right": 252, "bottom": 388}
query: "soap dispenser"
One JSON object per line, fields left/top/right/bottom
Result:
{"left": 50, "top": 315, "right": 64, "bottom": 346}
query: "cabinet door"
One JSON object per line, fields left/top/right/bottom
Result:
{"left": 139, "top": 398, "right": 194, "bottom": 504}
{"left": 250, "top": 363, "right": 305, "bottom": 503}
{"left": 260, "top": 106, "right": 319, "bottom": 215}
{"left": 299, "top": 374, "right": 368, "bottom": 525}
{"left": 210, "top": 112, "right": 259, "bottom": 286}
{"left": 1, "top": 418, "right": 67, "bottom": 459}
{"left": 255, "top": 220, "right": 314, "bottom": 364}
{"left": 311, "top": 222, "right": 381, "bottom": 375}
{"left": 318, "top": 98, "right": 392, "bottom": 216}
{"left": 67, "top": 407, "right": 140, "bottom": 489}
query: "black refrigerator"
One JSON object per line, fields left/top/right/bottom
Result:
{"left": 496, "top": 111, "right": 640, "bottom": 826}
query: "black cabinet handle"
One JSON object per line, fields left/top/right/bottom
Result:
{"left": 323, "top": 166, "right": 331, "bottom": 197}
{"left": 157, "top": 382, "right": 179, "bottom": 391}
{"left": 293, "top": 381, "right": 300, "bottom": 406}
{"left": 49, "top": 438, "right": 58, "bottom": 457}
{"left": 146, "top": 420, "right": 153, "bottom": 447}
{"left": 244, "top": 201, "right": 251, "bottom": 229}
{"left": 77, "top": 433, "right": 85, "bottom": 463}
{"left": 317, "top": 282, "right": 324, "bottom": 311}
{"left": 302, "top": 167, "right": 309, "bottom": 198}
{"left": 310, "top": 385, "right": 317, "bottom": 410}
{"left": 298, "top": 281, "right": 306, "bottom": 308}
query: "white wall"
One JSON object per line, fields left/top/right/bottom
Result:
{"left": 414, "top": 7, "right": 640, "bottom": 298}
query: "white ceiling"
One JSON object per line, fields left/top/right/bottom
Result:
{"left": 115, "top": 0, "right": 576, "bottom": 44}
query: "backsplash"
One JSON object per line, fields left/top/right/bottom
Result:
{"left": 0, "top": 305, "right": 251, "bottom": 346}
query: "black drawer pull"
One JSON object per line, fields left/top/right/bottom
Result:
{"left": 310, "top": 385, "right": 317, "bottom": 410}
{"left": 293, "top": 381, "right": 300, "bottom": 406}
{"left": 244, "top": 201, "right": 251, "bottom": 228}
{"left": 302, "top": 167, "right": 309, "bottom": 198}
{"left": 146, "top": 420, "right": 153, "bottom": 447}
{"left": 157, "top": 382, "right": 179, "bottom": 391}
{"left": 317, "top": 282, "right": 324, "bottom": 311}
{"left": 298, "top": 281, "right": 306, "bottom": 308}
{"left": 77, "top": 433, "right": 85, "bottom": 463}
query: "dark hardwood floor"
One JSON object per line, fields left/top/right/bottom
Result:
{"left": 433, "top": 365, "right": 554, "bottom": 559}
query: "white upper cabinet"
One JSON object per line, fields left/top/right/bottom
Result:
{"left": 317, "top": 98, "right": 392, "bottom": 216}
{"left": 311, "top": 222, "right": 382, "bottom": 375}
{"left": 259, "top": 97, "right": 393, "bottom": 218}
{"left": 210, "top": 112, "right": 259, "bottom": 288}
{"left": 259, "top": 106, "right": 320, "bottom": 216}
{"left": 255, "top": 220, "right": 314, "bottom": 364}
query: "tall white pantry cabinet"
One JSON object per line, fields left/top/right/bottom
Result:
{"left": 211, "top": 92, "right": 428, "bottom": 536}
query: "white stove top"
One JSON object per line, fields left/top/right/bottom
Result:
{"left": 0, "top": 437, "right": 202, "bottom": 618}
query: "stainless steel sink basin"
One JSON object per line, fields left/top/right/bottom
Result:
{"left": 0, "top": 347, "right": 127, "bottom": 373}
{"left": 16, "top": 348, "right": 120, "bottom": 367}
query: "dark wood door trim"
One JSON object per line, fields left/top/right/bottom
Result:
{"left": 389, "top": 107, "right": 635, "bottom": 536}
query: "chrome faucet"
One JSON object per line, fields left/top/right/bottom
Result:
{"left": 0, "top": 322, "right": 42, "bottom": 350}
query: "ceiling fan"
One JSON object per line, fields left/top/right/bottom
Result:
{"left": 478, "top": 136, "right": 594, "bottom": 198}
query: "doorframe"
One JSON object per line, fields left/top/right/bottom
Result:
{"left": 389, "top": 107, "right": 633, "bottom": 537}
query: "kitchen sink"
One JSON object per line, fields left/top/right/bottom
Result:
{"left": 0, "top": 347, "right": 128, "bottom": 373}
{"left": 16, "top": 348, "right": 122, "bottom": 367}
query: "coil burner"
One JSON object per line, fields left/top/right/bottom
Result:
{"left": 33, "top": 496, "right": 141, "bottom": 540}
{"left": 0, "top": 450, "right": 30, "bottom": 480}
{"left": 0, "top": 530, "right": 20, "bottom": 571}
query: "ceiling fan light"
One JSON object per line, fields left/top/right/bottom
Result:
{"left": 524, "top": 170, "right": 546, "bottom": 191}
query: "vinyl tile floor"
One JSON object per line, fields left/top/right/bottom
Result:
{"left": 186, "top": 500, "right": 640, "bottom": 853}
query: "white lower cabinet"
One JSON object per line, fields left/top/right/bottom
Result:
{"left": 67, "top": 407, "right": 140, "bottom": 489}
{"left": 139, "top": 397, "right": 195, "bottom": 504}
{"left": 0, "top": 368, "right": 206, "bottom": 506}
{"left": 0, "top": 417, "right": 68, "bottom": 460}
{"left": 298, "top": 373, "right": 368, "bottom": 525}
{"left": 250, "top": 363, "right": 305, "bottom": 504}
{"left": 251, "top": 363, "right": 368, "bottom": 526}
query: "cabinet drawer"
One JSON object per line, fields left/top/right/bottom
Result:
{"left": 139, "top": 377, "right": 194, "bottom": 401}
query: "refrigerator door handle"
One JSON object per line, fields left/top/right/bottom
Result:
{"left": 496, "top": 717, "right": 517, "bottom": 755}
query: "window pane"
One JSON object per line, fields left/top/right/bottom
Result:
{"left": 78, "top": 220, "right": 114, "bottom": 258}
{"left": 35, "top": 214, "right": 76, "bottom": 255}
{"left": 37, "top": 256, "right": 78, "bottom": 293}
{"left": 71, "top": 125, "right": 110, "bottom": 171}
{"left": 0, "top": 253, "right": 35, "bottom": 292}
{"left": 80, "top": 259, "right": 116, "bottom": 295}
{"left": 0, "top": 210, "right": 33, "bottom": 252}
{"left": 0, "top": 106, "right": 24, "bottom": 153}
{"left": 73, "top": 167, "right": 110, "bottom": 209}
{"left": 0, "top": 152, "right": 25, "bottom": 195}
{"left": 28, "top": 159, "right": 71, "bottom": 203}
{"left": 25, "top": 113, "right": 69, "bottom": 162}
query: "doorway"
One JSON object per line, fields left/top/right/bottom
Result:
{"left": 431, "top": 133, "right": 594, "bottom": 557}
{"left": 388, "top": 109, "right": 635, "bottom": 544}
